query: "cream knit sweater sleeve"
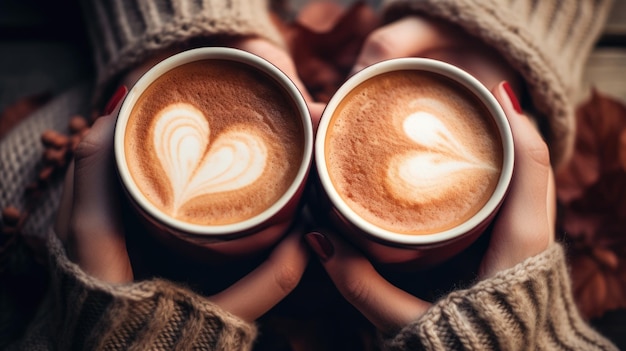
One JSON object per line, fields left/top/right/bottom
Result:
{"left": 79, "top": 0, "right": 284, "bottom": 106}
{"left": 382, "top": 244, "right": 618, "bottom": 351}
{"left": 381, "top": 0, "right": 613, "bottom": 169}
{"left": 46, "top": 233, "right": 257, "bottom": 350}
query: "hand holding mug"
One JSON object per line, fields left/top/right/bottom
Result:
{"left": 314, "top": 57, "right": 515, "bottom": 266}
{"left": 114, "top": 47, "right": 314, "bottom": 264}
{"left": 305, "top": 81, "right": 555, "bottom": 334}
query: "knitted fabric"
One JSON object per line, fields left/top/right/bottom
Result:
{"left": 382, "top": 244, "right": 618, "bottom": 351}
{"left": 26, "top": 232, "right": 257, "bottom": 351}
{"left": 79, "top": 0, "right": 284, "bottom": 106}
{"left": 0, "top": 82, "right": 92, "bottom": 240}
{"left": 382, "top": 0, "right": 614, "bottom": 168}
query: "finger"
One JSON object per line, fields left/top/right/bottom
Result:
{"left": 209, "top": 230, "right": 310, "bottom": 322}
{"left": 305, "top": 231, "right": 430, "bottom": 335}
{"left": 353, "top": 16, "right": 522, "bottom": 94}
{"left": 69, "top": 88, "right": 133, "bottom": 283}
{"left": 235, "top": 38, "right": 314, "bottom": 102}
{"left": 234, "top": 39, "right": 322, "bottom": 126}
{"left": 72, "top": 110, "right": 121, "bottom": 230}
{"left": 352, "top": 16, "right": 460, "bottom": 74}
{"left": 56, "top": 84, "right": 127, "bottom": 241}
{"left": 481, "top": 82, "right": 554, "bottom": 277}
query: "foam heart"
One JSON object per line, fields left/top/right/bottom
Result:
{"left": 387, "top": 111, "right": 497, "bottom": 203}
{"left": 153, "top": 103, "right": 267, "bottom": 214}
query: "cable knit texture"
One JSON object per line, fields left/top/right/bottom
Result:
{"left": 40, "top": 232, "right": 257, "bottom": 350}
{"left": 382, "top": 0, "right": 613, "bottom": 168}
{"left": 382, "top": 244, "right": 618, "bottom": 351}
{"left": 79, "top": 0, "right": 284, "bottom": 105}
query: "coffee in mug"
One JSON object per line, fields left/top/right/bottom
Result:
{"left": 315, "top": 58, "right": 514, "bottom": 267}
{"left": 115, "top": 48, "right": 313, "bottom": 260}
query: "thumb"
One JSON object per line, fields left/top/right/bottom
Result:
{"left": 479, "top": 82, "right": 554, "bottom": 278}
{"left": 304, "top": 231, "right": 431, "bottom": 335}
{"left": 68, "top": 86, "right": 133, "bottom": 283}
{"left": 72, "top": 86, "right": 126, "bottom": 232}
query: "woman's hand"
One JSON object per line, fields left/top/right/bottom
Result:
{"left": 54, "top": 88, "right": 310, "bottom": 323}
{"left": 353, "top": 16, "right": 522, "bottom": 96}
{"left": 54, "top": 88, "right": 132, "bottom": 284}
{"left": 305, "top": 81, "right": 555, "bottom": 335}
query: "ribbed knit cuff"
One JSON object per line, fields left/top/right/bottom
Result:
{"left": 382, "top": 0, "right": 613, "bottom": 168}
{"left": 382, "top": 244, "right": 618, "bottom": 351}
{"left": 47, "top": 233, "right": 257, "bottom": 350}
{"left": 79, "top": 0, "right": 284, "bottom": 107}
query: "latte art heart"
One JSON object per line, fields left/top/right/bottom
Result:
{"left": 123, "top": 59, "right": 306, "bottom": 226}
{"left": 325, "top": 70, "right": 503, "bottom": 234}
{"left": 153, "top": 103, "right": 268, "bottom": 214}
{"left": 387, "top": 110, "right": 498, "bottom": 203}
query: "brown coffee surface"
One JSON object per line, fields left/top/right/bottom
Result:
{"left": 325, "top": 70, "right": 503, "bottom": 235}
{"left": 125, "top": 59, "right": 304, "bottom": 225}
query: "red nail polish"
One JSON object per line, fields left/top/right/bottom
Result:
{"left": 104, "top": 85, "right": 128, "bottom": 115}
{"left": 305, "top": 232, "right": 334, "bottom": 261}
{"left": 502, "top": 81, "right": 522, "bottom": 114}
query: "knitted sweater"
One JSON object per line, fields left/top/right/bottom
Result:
{"left": 80, "top": 0, "right": 286, "bottom": 107}
{"left": 8, "top": 233, "right": 257, "bottom": 350}
{"left": 7, "top": 234, "right": 617, "bottom": 350}
{"left": 382, "top": 244, "right": 617, "bottom": 350}
{"left": 0, "top": 0, "right": 618, "bottom": 350}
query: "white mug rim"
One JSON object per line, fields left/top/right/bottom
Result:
{"left": 315, "top": 57, "right": 514, "bottom": 246}
{"left": 114, "top": 47, "right": 313, "bottom": 236}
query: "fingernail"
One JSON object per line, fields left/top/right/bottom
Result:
{"left": 502, "top": 81, "right": 522, "bottom": 114}
{"left": 304, "top": 232, "right": 334, "bottom": 261}
{"left": 104, "top": 85, "right": 128, "bottom": 115}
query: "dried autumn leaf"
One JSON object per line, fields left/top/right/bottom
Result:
{"left": 571, "top": 249, "right": 626, "bottom": 320}
{"left": 557, "top": 90, "right": 626, "bottom": 204}
{"left": 0, "top": 92, "right": 51, "bottom": 140}
{"left": 557, "top": 90, "right": 626, "bottom": 320}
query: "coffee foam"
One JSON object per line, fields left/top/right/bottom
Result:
{"left": 125, "top": 60, "right": 304, "bottom": 225}
{"left": 326, "top": 71, "right": 502, "bottom": 234}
